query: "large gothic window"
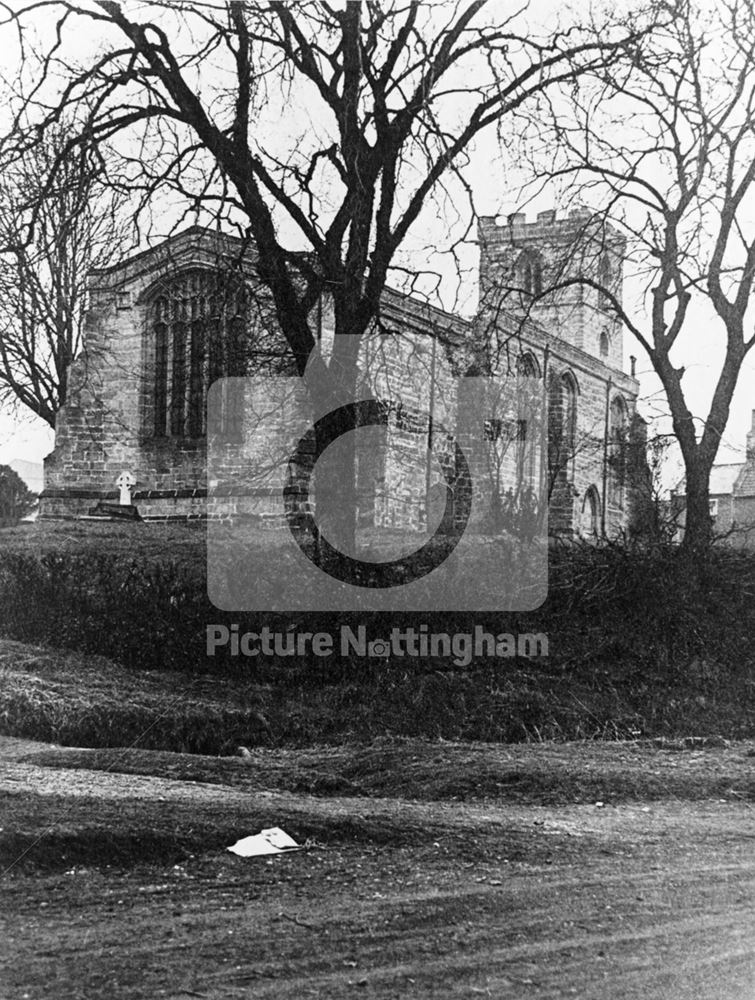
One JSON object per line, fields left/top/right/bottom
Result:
{"left": 150, "top": 270, "right": 249, "bottom": 439}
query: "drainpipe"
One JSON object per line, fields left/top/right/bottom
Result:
{"left": 541, "top": 344, "right": 550, "bottom": 524}
{"left": 601, "top": 378, "right": 612, "bottom": 537}
{"left": 425, "top": 329, "right": 438, "bottom": 508}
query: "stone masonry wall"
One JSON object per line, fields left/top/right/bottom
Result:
{"left": 42, "top": 228, "right": 270, "bottom": 518}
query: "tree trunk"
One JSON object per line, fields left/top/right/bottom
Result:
{"left": 304, "top": 346, "right": 360, "bottom": 574}
{"left": 680, "top": 462, "right": 713, "bottom": 553}
{"left": 313, "top": 402, "right": 359, "bottom": 563}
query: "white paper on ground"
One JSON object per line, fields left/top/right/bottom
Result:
{"left": 227, "top": 827, "right": 302, "bottom": 857}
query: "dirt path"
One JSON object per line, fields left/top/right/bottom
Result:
{"left": 1, "top": 737, "right": 755, "bottom": 999}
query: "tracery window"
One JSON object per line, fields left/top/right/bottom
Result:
{"left": 150, "top": 269, "right": 249, "bottom": 439}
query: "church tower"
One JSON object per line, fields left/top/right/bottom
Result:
{"left": 477, "top": 208, "right": 626, "bottom": 369}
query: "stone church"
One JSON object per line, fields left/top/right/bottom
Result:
{"left": 39, "top": 209, "right": 646, "bottom": 537}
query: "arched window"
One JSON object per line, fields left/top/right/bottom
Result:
{"left": 150, "top": 269, "right": 249, "bottom": 439}
{"left": 517, "top": 251, "right": 543, "bottom": 297}
{"left": 510, "top": 353, "right": 540, "bottom": 490}
{"left": 598, "top": 252, "right": 612, "bottom": 310}
{"left": 552, "top": 371, "right": 578, "bottom": 452}
{"left": 522, "top": 258, "right": 533, "bottom": 295}
{"left": 516, "top": 351, "right": 541, "bottom": 377}
{"left": 548, "top": 372, "right": 578, "bottom": 477}
{"left": 608, "top": 395, "right": 628, "bottom": 509}
{"left": 599, "top": 329, "right": 610, "bottom": 357}
{"left": 547, "top": 370, "right": 579, "bottom": 531}
{"left": 532, "top": 257, "right": 543, "bottom": 296}
{"left": 580, "top": 485, "right": 600, "bottom": 538}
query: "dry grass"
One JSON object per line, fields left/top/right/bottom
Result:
{"left": 1, "top": 636, "right": 754, "bottom": 753}
{"left": 0, "top": 519, "right": 206, "bottom": 561}
{"left": 25, "top": 737, "right": 755, "bottom": 805}
{"left": 0, "top": 640, "right": 271, "bottom": 754}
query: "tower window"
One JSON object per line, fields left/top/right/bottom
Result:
{"left": 532, "top": 258, "right": 543, "bottom": 296}
{"left": 517, "top": 252, "right": 543, "bottom": 297}
{"left": 599, "top": 330, "right": 610, "bottom": 357}
{"left": 523, "top": 259, "right": 533, "bottom": 295}
{"left": 598, "top": 252, "right": 612, "bottom": 309}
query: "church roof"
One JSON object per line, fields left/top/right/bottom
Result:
{"left": 675, "top": 414, "right": 755, "bottom": 498}
{"left": 734, "top": 459, "right": 755, "bottom": 496}
{"left": 675, "top": 461, "right": 745, "bottom": 497}
{"left": 677, "top": 457, "right": 755, "bottom": 498}
{"left": 711, "top": 462, "right": 746, "bottom": 495}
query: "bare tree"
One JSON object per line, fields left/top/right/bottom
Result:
{"left": 0, "top": 463, "right": 37, "bottom": 523}
{"left": 514, "top": 0, "right": 755, "bottom": 552}
{"left": 632, "top": 429, "right": 682, "bottom": 545}
{"left": 0, "top": 125, "right": 131, "bottom": 426}
{"left": 0, "top": 0, "right": 660, "bottom": 554}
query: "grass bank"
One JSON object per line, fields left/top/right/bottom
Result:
{"left": 0, "top": 636, "right": 752, "bottom": 750}
{"left": 0, "top": 522, "right": 754, "bottom": 744}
